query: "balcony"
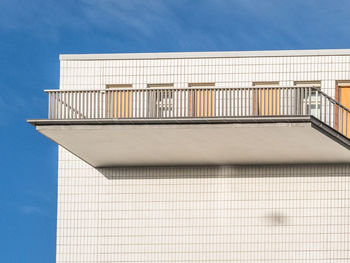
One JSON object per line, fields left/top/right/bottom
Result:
{"left": 28, "top": 86, "right": 350, "bottom": 167}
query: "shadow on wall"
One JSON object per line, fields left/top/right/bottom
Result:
{"left": 265, "top": 212, "right": 290, "bottom": 226}
{"left": 97, "top": 163, "right": 350, "bottom": 180}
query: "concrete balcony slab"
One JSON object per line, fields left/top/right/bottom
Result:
{"left": 28, "top": 116, "right": 350, "bottom": 167}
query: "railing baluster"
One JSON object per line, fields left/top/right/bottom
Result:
{"left": 283, "top": 88, "right": 285, "bottom": 115}
{"left": 79, "top": 91, "right": 82, "bottom": 119}
{"left": 117, "top": 90, "right": 120, "bottom": 119}
{"left": 124, "top": 90, "right": 127, "bottom": 118}
{"left": 98, "top": 91, "right": 100, "bottom": 118}
{"left": 346, "top": 108, "right": 348, "bottom": 138}
{"left": 142, "top": 90, "right": 145, "bottom": 118}
{"left": 308, "top": 87, "right": 311, "bottom": 115}
{"left": 179, "top": 89, "right": 182, "bottom": 117}
{"left": 142, "top": 90, "right": 147, "bottom": 118}
{"left": 261, "top": 88, "right": 264, "bottom": 116}
{"left": 244, "top": 88, "right": 247, "bottom": 116}
{"left": 322, "top": 95, "right": 325, "bottom": 123}
{"left": 75, "top": 92, "right": 78, "bottom": 119}
{"left": 224, "top": 89, "right": 227, "bottom": 117}
{"left": 136, "top": 90, "right": 139, "bottom": 118}
{"left": 267, "top": 88, "right": 270, "bottom": 115}
{"left": 228, "top": 89, "right": 232, "bottom": 117}
{"left": 289, "top": 87, "right": 292, "bottom": 115}
{"left": 316, "top": 89, "right": 318, "bottom": 118}
{"left": 58, "top": 92, "right": 62, "bottom": 119}
{"left": 93, "top": 91, "right": 95, "bottom": 118}
{"left": 156, "top": 89, "right": 159, "bottom": 118}
{"left": 89, "top": 91, "right": 92, "bottom": 118}
{"left": 337, "top": 103, "right": 340, "bottom": 132}
{"left": 105, "top": 91, "right": 109, "bottom": 118}
{"left": 248, "top": 88, "right": 250, "bottom": 116}
{"left": 48, "top": 92, "right": 52, "bottom": 119}
{"left": 93, "top": 91, "right": 96, "bottom": 118}
{"left": 58, "top": 91, "right": 61, "bottom": 119}
{"left": 66, "top": 91, "right": 69, "bottom": 119}
{"left": 80, "top": 91, "right": 83, "bottom": 119}
{"left": 52, "top": 92, "right": 55, "bottom": 119}
{"left": 70, "top": 92, "right": 73, "bottom": 118}
{"left": 81, "top": 91, "right": 86, "bottom": 118}
{"left": 61, "top": 92, "right": 65, "bottom": 119}
{"left": 169, "top": 89, "right": 171, "bottom": 118}
{"left": 342, "top": 107, "right": 344, "bottom": 135}
{"left": 83, "top": 91, "right": 86, "bottom": 119}
{"left": 56, "top": 92, "right": 59, "bottom": 119}
{"left": 209, "top": 89, "right": 211, "bottom": 117}
{"left": 239, "top": 88, "right": 242, "bottom": 116}
{"left": 275, "top": 88, "right": 278, "bottom": 115}
{"left": 255, "top": 88, "right": 258, "bottom": 116}
{"left": 319, "top": 91, "right": 322, "bottom": 121}
{"left": 57, "top": 91, "right": 59, "bottom": 119}
{"left": 163, "top": 89, "right": 166, "bottom": 118}
{"left": 168, "top": 89, "right": 170, "bottom": 118}
{"left": 304, "top": 88, "right": 307, "bottom": 115}
{"left": 50, "top": 92, "right": 53, "bottom": 119}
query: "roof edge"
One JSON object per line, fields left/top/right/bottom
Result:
{"left": 60, "top": 49, "right": 350, "bottom": 61}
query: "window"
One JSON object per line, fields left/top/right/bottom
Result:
{"left": 106, "top": 84, "right": 133, "bottom": 118}
{"left": 294, "top": 81, "right": 321, "bottom": 117}
{"left": 336, "top": 81, "right": 350, "bottom": 136}
{"left": 337, "top": 81, "right": 350, "bottom": 108}
{"left": 188, "top": 83, "right": 215, "bottom": 117}
{"left": 252, "top": 81, "right": 279, "bottom": 87}
{"left": 253, "top": 82, "right": 279, "bottom": 116}
{"left": 147, "top": 84, "right": 174, "bottom": 117}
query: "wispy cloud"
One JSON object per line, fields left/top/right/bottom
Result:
{"left": 2, "top": 0, "right": 350, "bottom": 49}
{"left": 25, "top": 189, "right": 54, "bottom": 204}
{"left": 0, "top": 0, "right": 85, "bottom": 39}
{"left": 81, "top": 0, "right": 179, "bottom": 35}
{"left": 19, "top": 205, "right": 48, "bottom": 217}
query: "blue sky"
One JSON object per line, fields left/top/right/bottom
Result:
{"left": 1, "top": 0, "right": 350, "bottom": 262}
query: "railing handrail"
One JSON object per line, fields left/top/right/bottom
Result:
{"left": 44, "top": 86, "right": 321, "bottom": 93}
{"left": 317, "top": 88, "right": 349, "bottom": 111}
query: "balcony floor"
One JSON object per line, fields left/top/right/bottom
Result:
{"left": 28, "top": 116, "right": 350, "bottom": 167}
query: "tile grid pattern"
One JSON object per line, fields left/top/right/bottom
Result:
{"left": 57, "top": 148, "right": 350, "bottom": 262}
{"left": 60, "top": 55, "right": 350, "bottom": 100}
{"left": 56, "top": 54, "right": 350, "bottom": 262}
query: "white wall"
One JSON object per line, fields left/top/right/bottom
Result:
{"left": 57, "top": 52, "right": 350, "bottom": 262}
{"left": 60, "top": 54, "right": 350, "bottom": 100}
{"left": 57, "top": 148, "right": 350, "bottom": 262}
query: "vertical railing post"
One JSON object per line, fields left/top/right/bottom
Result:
{"left": 48, "top": 92, "right": 52, "bottom": 119}
{"left": 318, "top": 89, "right": 322, "bottom": 121}
{"left": 346, "top": 108, "right": 348, "bottom": 138}
{"left": 315, "top": 88, "right": 319, "bottom": 119}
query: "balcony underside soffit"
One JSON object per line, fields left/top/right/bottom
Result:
{"left": 28, "top": 116, "right": 350, "bottom": 167}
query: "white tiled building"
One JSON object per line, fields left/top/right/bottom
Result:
{"left": 30, "top": 50, "right": 350, "bottom": 262}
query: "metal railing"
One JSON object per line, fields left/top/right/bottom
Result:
{"left": 46, "top": 86, "right": 350, "bottom": 138}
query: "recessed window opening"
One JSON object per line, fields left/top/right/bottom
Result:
{"left": 105, "top": 84, "right": 133, "bottom": 118}
{"left": 188, "top": 83, "right": 216, "bottom": 117}
{"left": 252, "top": 81, "right": 279, "bottom": 87}
{"left": 147, "top": 84, "right": 174, "bottom": 117}
{"left": 107, "top": 84, "right": 132, "bottom": 89}
{"left": 294, "top": 81, "right": 321, "bottom": 117}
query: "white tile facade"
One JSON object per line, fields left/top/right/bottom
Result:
{"left": 57, "top": 51, "right": 350, "bottom": 262}
{"left": 60, "top": 53, "right": 350, "bottom": 99}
